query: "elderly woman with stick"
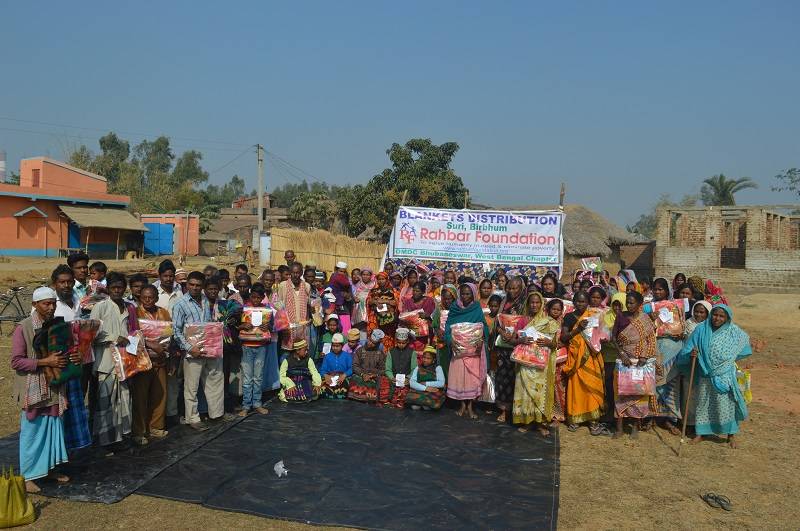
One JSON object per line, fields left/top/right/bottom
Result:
{"left": 677, "top": 305, "right": 751, "bottom": 449}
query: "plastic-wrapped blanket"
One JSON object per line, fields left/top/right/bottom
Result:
{"left": 510, "top": 333, "right": 553, "bottom": 369}
{"left": 139, "top": 319, "right": 173, "bottom": 352}
{"left": 450, "top": 322, "right": 484, "bottom": 359}
{"left": 112, "top": 331, "right": 153, "bottom": 381}
{"left": 438, "top": 310, "right": 449, "bottom": 335}
{"left": 273, "top": 309, "right": 290, "bottom": 332}
{"left": 71, "top": 319, "right": 101, "bottom": 365}
{"left": 399, "top": 310, "right": 429, "bottom": 338}
{"left": 580, "top": 308, "right": 610, "bottom": 352}
{"left": 644, "top": 299, "right": 687, "bottom": 337}
{"left": 184, "top": 322, "right": 224, "bottom": 358}
{"left": 239, "top": 307, "right": 272, "bottom": 343}
{"left": 615, "top": 358, "right": 656, "bottom": 396}
{"left": 495, "top": 313, "right": 523, "bottom": 348}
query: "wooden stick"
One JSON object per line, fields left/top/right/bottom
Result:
{"left": 678, "top": 351, "right": 698, "bottom": 457}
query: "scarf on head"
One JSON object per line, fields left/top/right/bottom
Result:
{"left": 604, "top": 291, "right": 628, "bottom": 330}
{"left": 444, "top": 283, "right": 490, "bottom": 347}
{"left": 686, "top": 300, "right": 712, "bottom": 336}
{"left": 501, "top": 278, "right": 526, "bottom": 315}
{"left": 522, "top": 292, "right": 560, "bottom": 336}
{"left": 688, "top": 275, "right": 704, "bottom": 294}
{"left": 439, "top": 284, "right": 457, "bottom": 309}
{"left": 354, "top": 269, "right": 377, "bottom": 297}
{"left": 680, "top": 304, "right": 750, "bottom": 396}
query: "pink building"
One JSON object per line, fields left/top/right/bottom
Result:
{"left": 0, "top": 157, "right": 146, "bottom": 257}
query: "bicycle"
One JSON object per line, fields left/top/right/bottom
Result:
{"left": 0, "top": 286, "right": 28, "bottom": 335}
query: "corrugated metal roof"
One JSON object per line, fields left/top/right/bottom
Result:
{"left": 59, "top": 205, "right": 148, "bottom": 232}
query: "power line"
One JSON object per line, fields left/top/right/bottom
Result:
{"left": 0, "top": 116, "right": 251, "bottom": 148}
{"left": 207, "top": 145, "right": 255, "bottom": 176}
{"left": 265, "top": 150, "right": 324, "bottom": 182}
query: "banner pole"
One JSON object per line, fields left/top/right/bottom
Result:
{"left": 559, "top": 182, "right": 566, "bottom": 211}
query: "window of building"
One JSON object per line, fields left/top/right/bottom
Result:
{"left": 31, "top": 169, "right": 41, "bottom": 187}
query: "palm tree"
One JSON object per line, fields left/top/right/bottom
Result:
{"left": 700, "top": 174, "right": 758, "bottom": 206}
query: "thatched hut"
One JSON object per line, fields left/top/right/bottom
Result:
{"left": 503, "top": 204, "right": 646, "bottom": 273}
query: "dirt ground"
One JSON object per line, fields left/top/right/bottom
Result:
{"left": 0, "top": 258, "right": 797, "bottom": 529}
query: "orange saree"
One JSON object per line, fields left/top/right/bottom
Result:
{"left": 563, "top": 311, "right": 606, "bottom": 424}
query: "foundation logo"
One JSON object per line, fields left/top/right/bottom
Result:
{"left": 399, "top": 223, "right": 416, "bottom": 244}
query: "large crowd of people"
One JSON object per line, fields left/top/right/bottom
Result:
{"left": 11, "top": 250, "right": 752, "bottom": 494}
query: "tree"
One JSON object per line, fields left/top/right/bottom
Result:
{"left": 6, "top": 171, "right": 20, "bottom": 185}
{"left": 271, "top": 180, "right": 334, "bottom": 207}
{"left": 627, "top": 193, "right": 698, "bottom": 239}
{"left": 773, "top": 168, "right": 799, "bottom": 197}
{"left": 700, "top": 174, "right": 758, "bottom": 206}
{"left": 289, "top": 191, "right": 336, "bottom": 229}
{"left": 337, "top": 138, "right": 470, "bottom": 239}
{"left": 94, "top": 132, "right": 130, "bottom": 184}
{"left": 68, "top": 145, "right": 95, "bottom": 171}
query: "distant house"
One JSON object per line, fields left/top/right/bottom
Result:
{"left": 0, "top": 157, "right": 147, "bottom": 258}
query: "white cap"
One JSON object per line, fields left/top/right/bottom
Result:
{"left": 32, "top": 286, "right": 57, "bottom": 302}
{"left": 326, "top": 313, "right": 340, "bottom": 321}
{"left": 336, "top": 261, "right": 347, "bottom": 269}
{"left": 331, "top": 333, "right": 345, "bottom": 344}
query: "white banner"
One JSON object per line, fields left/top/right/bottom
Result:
{"left": 389, "top": 206, "right": 564, "bottom": 266}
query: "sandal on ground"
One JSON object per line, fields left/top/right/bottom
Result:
{"left": 25, "top": 480, "right": 41, "bottom": 494}
{"left": 590, "top": 424, "right": 613, "bottom": 437}
{"left": 255, "top": 406, "right": 269, "bottom": 415}
{"left": 469, "top": 412, "right": 479, "bottom": 420}
{"left": 517, "top": 427, "right": 529, "bottom": 433}
{"left": 536, "top": 426, "right": 550, "bottom": 438}
{"left": 701, "top": 493, "right": 732, "bottom": 511}
{"left": 496, "top": 412, "right": 507, "bottom": 422}
{"left": 47, "top": 472, "right": 70, "bottom": 483}
{"left": 566, "top": 423, "right": 579, "bottom": 432}
{"left": 237, "top": 409, "right": 249, "bottom": 417}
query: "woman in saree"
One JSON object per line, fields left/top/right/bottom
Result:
{"left": 398, "top": 268, "right": 419, "bottom": 310}
{"left": 678, "top": 305, "right": 751, "bottom": 448}
{"left": 478, "top": 279, "right": 494, "bottom": 309}
{"left": 672, "top": 273, "right": 687, "bottom": 292}
{"left": 545, "top": 298, "right": 568, "bottom": 424}
{"left": 427, "top": 270, "right": 444, "bottom": 305}
{"left": 445, "top": 283, "right": 490, "bottom": 419}
{"left": 601, "top": 291, "right": 625, "bottom": 421}
{"left": 511, "top": 292, "right": 560, "bottom": 437}
{"left": 432, "top": 284, "right": 457, "bottom": 380}
{"left": 366, "top": 272, "right": 399, "bottom": 351}
{"left": 400, "top": 281, "right": 436, "bottom": 345}
{"left": 279, "top": 339, "right": 322, "bottom": 403}
{"left": 612, "top": 290, "right": 658, "bottom": 439}
{"left": 352, "top": 267, "right": 376, "bottom": 329}
{"left": 493, "top": 276, "right": 526, "bottom": 423}
{"left": 652, "top": 277, "right": 684, "bottom": 435}
{"left": 561, "top": 291, "right": 609, "bottom": 435}
{"left": 539, "top": 273, "right": 566, "bottom": 299}
{"left": 686, "top": 300, "right": 712, "bottom": 336}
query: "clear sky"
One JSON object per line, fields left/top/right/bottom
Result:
{"left": 1, "top": 1, "right": 798, "bottom": 226}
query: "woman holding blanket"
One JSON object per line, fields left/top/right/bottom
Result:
{"left": 133, "top": 285, "right": 171, "bottom": 444}
{"left": 432, "top": 284, "right": 457, "bottom": 379}
{"left": 612, "top": 290, "right": 658, "bottom": 439}
{"left": 367, "top": 272, "right": 399, "bottom": 350}
{"left": 445, "top": 283, "right": 490, "bottom": 420}
{"left": 511, "top": 292, "right": 560, "bottom": 437}
{"left": 562, "top": 291, "right": 609, "bottom": 435}
{"left": 494, "top": 276, "right": 527, "bottom": 423}
{"left": 678, "top": 305, "right": 751, "bottom": 448}
{"left": 652, "top": 277, "right": 684, "bottom": 435}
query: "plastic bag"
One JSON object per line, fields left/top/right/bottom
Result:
{"left": 580, "top": 308, "right": 608, "bottom": 352}
{"left": 79, "top": 292, "right": 108, "bottom": 312}
{"left": 438, "top": 310, "right": 449, "bottom": 335}
{"left": 450, "top": 322, "right": 484, "bottom": 359}
{"left": 736, "top": 363, "right": 752, "bottom": 404}
{"left": 352, "top": 295, "right": 368, "bottom": 325}
{"left": 273, "top": 309, "right": 290, "bottom": 332}
{"left": 71, "top": 319, "right": 101, "bottom": 365}
{"left": 616, "top": 358, "right": 656, "bottom": 396}
{"left": 138, "top": 319, "right": 173, "bottom": 356}
{"left": 399, "top": 310, "right": 430, "bottom": 338}
{"left": 0, "top": 466, "right": 36, "bottom": 527}
{"left": 478, "top": 372, "right": 496, "bottom": 403}
{"left": 644, "top": 299, "right": 688, "bottom": 337}
{"left": 511, "top": 334, "right": 553, "bottom": 369}
{"left": 239, "top": 307, "right": 272, "bottom": 343}
{"left": 184, "top": 322, "right": 224, "bottom": 358}
{"left": 273, "top": 460, "right": 288, "bottom": 478}
{"left": 111, "top": 331, "right": 153, "bottom": 381}
{"left": 495, "top": 313, "right": 522, "bottom": 348}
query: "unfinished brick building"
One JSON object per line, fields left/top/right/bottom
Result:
{"left": 654, "top": 205, "right": 800, "bottom": 292}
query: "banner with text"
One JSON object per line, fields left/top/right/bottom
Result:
{"left": 389, "top": 207, "right": 564, "bottom": 266}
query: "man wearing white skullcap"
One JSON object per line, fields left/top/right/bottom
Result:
{"left": 12, "top": 285, "right": 76, "bottom": 493}
{"left": 319, "top": 331, "right": 352, "bottom": 398}
{"left": 335, "top": 261, "right": 348, "bottom": 273}
{"left": 384, "top": 327, "right": 418, "bottom": 408}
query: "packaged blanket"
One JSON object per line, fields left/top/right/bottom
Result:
{"left": 139, "top": 319, "right": 173, "bottom": 354}
{"left": 438, "top": 310, "right": 449, "bottom": 335}
{"left": 644, "top": 299, "right": 688, "bottom": 337}
{"left": 580, "top": 308, "right": 609, "bottom": 352}
{"left": 239, "top": 307, "right": 273, "bottom": 343}
{"left": 399, "top": 310, "right": 430, "bottom": 338}
{"left": 184, "top": 322, "right": 224, "bottom": 358}
{"left": 71, "top": 319, "right": 101, "bottom": 365}
{"left": 450, "top": 322, "right": 484, "bottom": 359}
{"left": 511, "top": 332, "right": 553, "bottom": 369}
{"left": 79, "top": 292, "right": 108, "bottom": 313}
{"left": 495, "top": 313, "right": 523, "bottom": 348}
{"left": 273, "top": 308, "right": 290, "bottom": 332}
{"left": 112, "top": 331, "right": 153, "bottom": 381}
{"left": 35, "top": 317, "right": 83, "bottom": 385}
{"left": 616, "top": 358, "right": 656, "bottom": 396}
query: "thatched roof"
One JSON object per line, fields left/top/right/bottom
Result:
{"left": 500, "top": 204, "right": 645, "bottom": 257}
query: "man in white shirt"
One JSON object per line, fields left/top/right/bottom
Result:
{"left": 153, "top": 260, "right": 182, "bottom": 316}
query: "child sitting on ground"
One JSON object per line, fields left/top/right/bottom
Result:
{"left": 279, "top": 340, "right": 321, "bottom": 404}
{"left": 384, "top": 328, "right": 417, "bottom": 408}
{"left": 405, "top": 345, "right": 446, "bottom": 410}
{"left": 348, "top": 329, "right": 389, "bottom": 403}
{"left": 319, "top": 333, "right": 352, "bottom": 399}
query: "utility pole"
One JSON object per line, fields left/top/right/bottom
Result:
{"left": 257, "top": 144, "right": 264, "bottom": 236}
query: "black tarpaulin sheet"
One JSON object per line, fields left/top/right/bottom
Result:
{"left": 0, "top": 417, "right": 243, "bottom": 503}
{"left": 138, "top": 401, "right": 560, "bottom": 530}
